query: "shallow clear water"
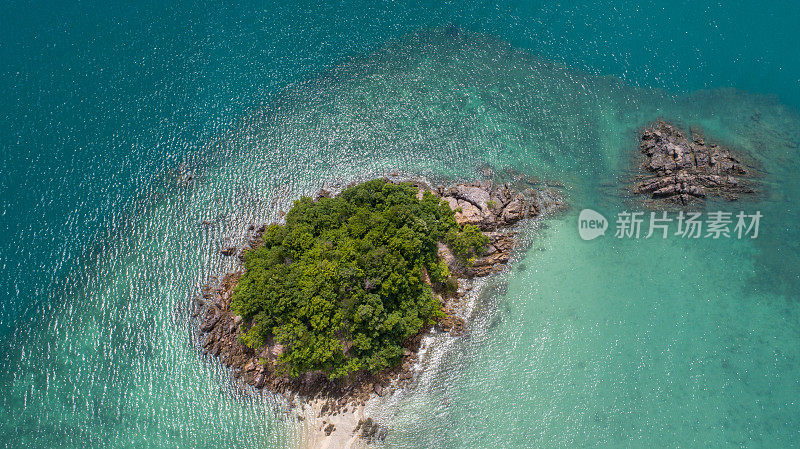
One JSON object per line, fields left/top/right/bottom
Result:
{"left": 1, "top": 2, "right": 799, "bottom": 448}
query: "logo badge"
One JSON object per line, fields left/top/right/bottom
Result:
{"left": 578, "top": 209, "right": 608, "bottom": 240}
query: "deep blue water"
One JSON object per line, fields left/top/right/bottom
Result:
{"left": 1, "top": 1, "right": 799, "bottom": 448}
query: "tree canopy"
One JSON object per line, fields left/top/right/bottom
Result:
{"left": 230, "top": 179, "right": 488, "bottom": 379}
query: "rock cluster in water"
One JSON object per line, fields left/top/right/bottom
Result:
{"left": 633, "top": 120, "right": 757, "bottom": 205}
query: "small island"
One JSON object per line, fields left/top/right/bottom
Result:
{"left": 196, "top": 176, "right": 563, "bottom": 447}
{"left": 234, "top": 179, "right": 488, "bottom": 380}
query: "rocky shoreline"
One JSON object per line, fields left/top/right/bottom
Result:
{"left": 193, "top": 175, "right": 565, "bottom": 447}
{"left": 632, "top": 120, "right": 759, "bottom": 206}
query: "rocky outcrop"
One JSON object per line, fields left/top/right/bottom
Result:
{"left": 435, "top": 231, "right": 515, "bottom": 279}
{"left": 633, "top": 120, "right": 757, "bottom": 205}
{"left": 435, "top": 181, "right": 539, "bottom": 231}
{"left": 424, "top": 179, "right": 564, "bottom": 279}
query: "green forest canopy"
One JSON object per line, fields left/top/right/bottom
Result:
{"left": 230, "top": 179, "right": 488, "bottom": 380}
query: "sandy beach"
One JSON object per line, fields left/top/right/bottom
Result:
{"left": 295, "top": 398, "right": 369, "bottom": 449}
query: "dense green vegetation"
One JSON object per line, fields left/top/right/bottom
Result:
{"left": 230, "top": 179, "right": 488, "bottom": 380}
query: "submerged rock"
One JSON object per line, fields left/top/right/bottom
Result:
{"left": 357, "top": 417, "right": 386, "bottom": 443}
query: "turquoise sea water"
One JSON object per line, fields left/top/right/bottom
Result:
{"left": 1, "top": 2, "right": 799, "bottom": 448}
